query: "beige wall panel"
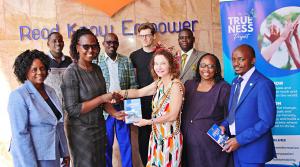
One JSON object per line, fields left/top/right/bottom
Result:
{"left": 109, "top": 4, "right": 135, "bottom": 35}
{"left": 117, "top": 34, "right": 137, "bottom": 56}
{"left": 194, "top": 29, "right": 212, "bottom": 53}
{"left": 212, "top": 27, "right": 223, "bottom": 57}
{"left": 82, "top": 3, "right": 108, "bottom": 17}
{"left": 0, "top": 0, "right": 5, "bottom": 39}
{"left": 56, "top": 0, "right": 83, "bottom": 39}
{"left": 160, "top": 0, "right": 186, "bottom": 20}
{"left": 212, "top": 0, "right": 221, "bottom": 26}
{"left": 212, "top": 27, "right": 225, "bottom": 75}
{"left": 135, "top": 0, "right": 161, "bottom": 20}
{"left": 30, "top": 0, "right": 56, "bottom": 18}
{"left": 186, "top": 0, "right": 212, "bottom": 31}
{"left": 4, "top": 0, "right": 31, "bottom": 40}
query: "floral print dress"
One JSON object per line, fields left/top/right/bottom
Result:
{"left": 146, "top": 80, "right": 184, "bottom": 167}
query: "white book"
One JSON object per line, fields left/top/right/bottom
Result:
{"left": 124, "top": 98, "right": 142, "bottom": 124}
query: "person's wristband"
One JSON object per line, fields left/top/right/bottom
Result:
{"left": 151, "top": 118, "right": 154, "bottom": 125}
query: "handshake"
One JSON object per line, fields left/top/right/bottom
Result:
{"left": 101, "top": 90, "right": 127, "bottom": 104}
{"left": 111, "top": 90, "right": 128, "bottom": 103}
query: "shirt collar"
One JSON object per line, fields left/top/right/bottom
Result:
{"left": 181, "top": 48, "right": 194, "bottom": 57}
{"left": 104, "top": 52, "right": 119, "bottom": 62}
{"left": 239, "top": 66, "right": 255, "bottom": 81}
{"left": 48, "top": 51, "right": 66, "bottom": 61}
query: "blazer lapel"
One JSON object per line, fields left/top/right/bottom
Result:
{"left": 235, "top": 71, "right": 259, "bottom": 110}
{"left": 180, "top": 50, "right": 198, "bottom": 78}
{"left": 45, "top": 85, "right": 63, "bottom": 120}
{"left": 99, "top": 55, "right": 110, "bottom": 89}
{"left": 25, "top": 81, "right": 57, "bottom": 119}
{"left": 118, "top": 56, "right": 125, "bottom": 84}
{"left": 228, "top": 78, "right": 237, "bottom": 111}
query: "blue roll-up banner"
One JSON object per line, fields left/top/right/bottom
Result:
{"left": 220, "top": 0, "right": 300, "bottom": 166}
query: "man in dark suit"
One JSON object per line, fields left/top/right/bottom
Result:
{"left": 221, "top": 44, "right": 277, "bottom": 167}
{"left": 178, "top": 28, "right": 206, "bottom": 83}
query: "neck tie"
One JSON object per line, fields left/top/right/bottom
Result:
{"left": 181, "top": 54, "right": 188, "bottom": 71}
{"left": 227, "top": 77, "right": 244, "bottom": 124}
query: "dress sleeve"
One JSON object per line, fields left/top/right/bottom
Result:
{"left": 61, "top": 67, "right": 82, "bottom": 117}
{"left": 184, "top": 79, "right": 194, "bottom": 97}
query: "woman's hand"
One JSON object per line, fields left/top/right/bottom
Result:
{"left": 112, "top": 111, "right": 127, "bottom": 121}
{"left": 112, "top": 92, "right": 124, "bottom": 103}
{"left": 101, "top": 93, "right": 113, "bottom": 103}
{"left": 61, "top": 156, "right": 70, "bottom": 167}
{"left": 282, "top": 20, "right": 294, "bottom": 43}
{"left": 133, "top": 119, "right": 152, "bottom": 127}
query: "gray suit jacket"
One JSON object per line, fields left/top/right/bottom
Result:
{"left": 180, "top": 49, "right": 206, "bottom": 83}
{"left": 8, "top": 80, "right": 69, "bottom": 166}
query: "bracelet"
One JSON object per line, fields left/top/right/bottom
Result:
{"left": 151, "top": 118, "right": 154, "bottom": 125}
{"left": 124, "top": 89, "right": 128, "bottom": 99}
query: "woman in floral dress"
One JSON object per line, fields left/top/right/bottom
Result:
{"left": 119, "top": 48, "right": 184, "bottom": 167}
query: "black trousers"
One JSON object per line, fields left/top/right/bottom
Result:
{"left": 139, "top": 98, "right": 152, "bottom": 166}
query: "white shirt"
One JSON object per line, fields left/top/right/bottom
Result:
{"left": 104, "top": 53, "right": 121, "bottom": 92}
{"left": 48, "top": 51, "right": 67, "bottom": 61}
{"left": 181, "top": 49, "right": 194, "bottom": 71}
{"left": 229, "top": 67, "right": 255, "bottom": 135}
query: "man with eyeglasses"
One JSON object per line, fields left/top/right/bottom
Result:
{"left": 96, "top": 33, "right": 137, "bottom": 167}
{"left": 129, "top": 22, "right": 156, "bottom": 166}
{"left": 178, "top": 28, "right": 206, "bottom": 83}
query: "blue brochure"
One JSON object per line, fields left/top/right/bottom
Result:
{"left": 124, "top": 98, "right": 142, "bottom": 124}
{"left": 207, "top": 124, "right": 229, "bottom": 148}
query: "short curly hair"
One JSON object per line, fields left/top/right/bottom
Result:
{"left": 69, "top": 27, "right": 100, "bottom": 61}
{"left": 195, "top": 53, "right": 223, "bottom": 83}
{"left": 150, "top": 49, "right": 180, "bottom": 80}
{"left": 13, "top": 49, "right": 50, "bottom": 83}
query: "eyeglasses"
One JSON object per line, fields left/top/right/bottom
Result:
{"left": 104, "top": 41, "right": 119, "bottom": 45}
{"left": 138, "top": 34, "right": 153, "bottom": 38}
{"left": 200, "top": 63, "right": 216, "bottom": 69}
{"left": 78, "top": 44, "right": 100, "bottom": 51}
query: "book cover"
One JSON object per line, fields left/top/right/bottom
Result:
{"left": 207, "top": 124, "right": 229, "bottom": 148}
{"left": 124, "top": 98, "right": 142, "bottom": 124}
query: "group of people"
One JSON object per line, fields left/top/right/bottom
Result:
{"left": 7, "top": 22, "right": 277, "bottom": 167}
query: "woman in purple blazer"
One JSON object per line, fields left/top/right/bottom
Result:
{"left": 181, "top": 53, "right": 233, "bottom": 167}
{"left": 7, "top": 50, "right": 69, "bottom": 167}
